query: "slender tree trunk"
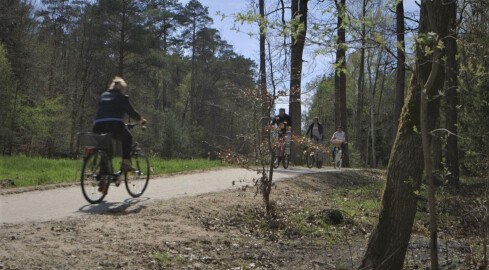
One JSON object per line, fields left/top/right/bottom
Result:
{"left": 393, "top": 0, "right": 406, "bottom": 144}
{"left": 369, "top": 53, "right": 382, "bottom": 168}
{"left": 360, "top": 1, "right": 449, "bottom": 268}
{"left": 189, "top": 13, "right": 197, "bottom": 123}
{"left": 432, "top": 115, "right": 444, "bottom": 172}
{"left": 355, "top": 0, "right": 367, "bottom": 152}
{"left": 259, "top": 0, "right": 267, "bottom": 142}
{"left": 420, "top": 38, "right": 443, "bottom": 270}
{"left": 118, "top": 0, "right": 127, "bottom": 76}
{"left": 376, "top": 59, "right": 388, "bottom": 117}
{"left": 444, "top": 0, "right": 459, "bottom": 186}
{"left": 289, "top": 0, "right": 308, "bottom": 164}
{"left": 335, "top": 0, "right": 348, "bottom": 166}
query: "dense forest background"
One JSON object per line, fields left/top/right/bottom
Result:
{"left": 0, "top": 0, "right": 256, "bottom": 159}
{"left": 1, "top": 0, "right": 488, "bottom": 177}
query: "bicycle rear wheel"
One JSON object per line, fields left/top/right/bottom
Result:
{"left": 125, "top": 152, "right": 150, "bottom": 197}
{"left": 273, "top": 157, "right": 280, "bottom": 168}
{"left": 282, "top": 154, "right": 290, "bottom": 169}
{"left": 81, "top": 152, "right": 107, "bottom": 204}
{"left": 306, "top": 152, "right": 315, "bottom": 168}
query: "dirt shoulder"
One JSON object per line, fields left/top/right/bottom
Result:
{"left": 0, "top": 170, "right": 485, "bottom": 269}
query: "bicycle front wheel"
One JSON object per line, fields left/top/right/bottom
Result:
{"left": 334, "top": 151, "right": 342, "bottom": 169}
{"left": 306, "top": 152, "right": 314, "bottom": 168}
{"left": 125, "top": 152, "right": 150, "bottom": 197}
{"left": 81, "top": 152, "right": 107, "bottom": 204}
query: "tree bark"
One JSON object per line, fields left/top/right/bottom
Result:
{"left": 289, "top": 0, "right": 308, "bottom": 163}
{"left": 354, "top": 0, "right": 367, "bottom": 153}
{"left": 259, "top": 0, "right": 267, "bottom": 142}
{"left": 360, "top": 1, "right": 449, "bottom": 268}
{"left": 369, "top": 52, "right": 382, "bottom": 168}
{"left": 335, "top": 0, "right": 348, "bottom": 166}
{"left": 432, "top": 115, "right": 444, "bottom": 172}
{"left": 444, "top": 0, "right": 459, "bottom": 186}
{"left": 420, "top": 38, "right": 443, "bottom": 270}
{"left": 118, "top": 0, "right": 127, "bottom": 76}
{"left": 393, "top": 0, "right": 406, "bottom": 144}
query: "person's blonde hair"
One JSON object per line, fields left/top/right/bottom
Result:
{"left": 109, "top": 76, "right": 127, "bottom": 92}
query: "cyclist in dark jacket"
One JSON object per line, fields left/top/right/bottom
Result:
{"left": 271, "top": 108, "right": 292, "bottom": 134}
{"left": 93, "top": 76, "right": 146, "bottom": 171}
{"left": 305, "top": 117, "right": 323, "bottom": 143}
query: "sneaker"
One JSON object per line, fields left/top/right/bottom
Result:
{"left": 98, "top": 181, "right": 108, "bottom": 193}
{"left": 121, "top": 159, "right": 133, "bottom": 172}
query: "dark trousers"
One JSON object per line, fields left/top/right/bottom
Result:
{"left": 93, "top": 121, "right": 132, "bottom": 159}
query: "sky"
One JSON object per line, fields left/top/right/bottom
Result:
{"left": 181, "top": 0, "right": 421, "bottom": 113}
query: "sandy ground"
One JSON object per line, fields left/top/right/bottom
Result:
{"left": 0, "top": 169, "right": 486, "bottom": 270}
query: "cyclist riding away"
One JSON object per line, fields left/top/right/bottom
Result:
{"left": 92, "top": 76, "right": 147, "bottom": 172}
{"left": 330, "top": 126, "right": 346, "bottom": 161}
{"left": 271, "top": 108, "right": 292, "bottom": 160}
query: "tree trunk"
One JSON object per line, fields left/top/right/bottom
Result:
{"left": 444, "top": 0, "right": 459, "bottom": 186}
{"left": 420, "top": 37, "right": 443, "bottom": 270}
{"left": 355, "top": 0, "right": 367, "bottom": 152}
{"left": 432, "top": 115, "right": 444, "bottom": 172}
{"left": 369, "top": 52, "right": 382, "bottom": 168}
{"left": 393, "top": 0, "right": 406, "bottom": 145}
{"left": 360, "top": 1, "right": 449, "bottom": 268}
{"left": 118, "top": 0, "right": 127, "bottom": 76}
{"left": 289, "top": 0, "right": 308, "bottom": 164}
{"left": 259, "top": 0, "right": 267, "bottom": 142}
{"left": 335, "top": 0, "right": 348, "bottom": 166}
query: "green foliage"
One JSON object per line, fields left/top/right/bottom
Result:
{"left": 458, "top": 71, "right": 489, "bottom": 176}
{"left": 0, "top": 0, "right": 255, "bottom": 159}
{"left": 0, "top": 43, "right": 18, "bottom": 145}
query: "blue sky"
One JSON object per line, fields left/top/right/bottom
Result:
{"left": 181, "top": 0, "right": 420, "bottom": 113}
{"left": 183, "top": 0, "right": 420, "bottom": 66}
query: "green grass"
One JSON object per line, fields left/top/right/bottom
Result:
{"left": 149, "top": 157, "right": 225, "bottom": 174}
{"left": 0, "top": 155, "right": 225, "bottom": 188}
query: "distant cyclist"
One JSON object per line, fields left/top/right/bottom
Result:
{"left": 92, "top": 76, "right": 147, "bottom": 172}
{"left": 306, "top": 117, "right": 324, "bottom": 167}
{"left": 305, "top": 117, "right": 323, "bottom": 143}
{"left": 271, "top": 108, "right": 292, "bottom": 135}
{"left": 330, "top": 126, "right": 346, "bottom": 161}
{"left": 271, "top": 108, "right": 292, "bottom": 159}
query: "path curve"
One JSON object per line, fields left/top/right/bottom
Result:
{"left": 0, "top": 167, "right": 341, "bottom": 224}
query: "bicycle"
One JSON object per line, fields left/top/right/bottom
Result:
{"left": 331, "top": 140, "right": 346, "bottom": 169}
{"left": 273, "top": 132, "right": 290, "bottom": 169}
{"left": 306, "top": 147, "right": 323, "bottom": 169}
{"left": 305, "top": 137, "right": 324, "bottom": 169}
{"left": 78, "top": 124, "right": 150, "bottom": 204}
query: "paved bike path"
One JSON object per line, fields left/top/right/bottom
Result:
{"left": 0, "top": 167, "right": 337, "bottom": 224}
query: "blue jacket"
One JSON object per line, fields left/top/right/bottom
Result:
{"left": 94, "top": 89, "right": 141, "bottom": 123}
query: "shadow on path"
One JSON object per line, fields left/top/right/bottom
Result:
{"left": 78, "top": 197, "right": 150, "bottom": 216}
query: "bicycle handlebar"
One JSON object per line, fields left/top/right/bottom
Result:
{"left": 126, "top": 123, "right": 147, "bottom": 131}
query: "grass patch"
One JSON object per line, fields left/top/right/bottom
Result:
{"left": 148, "top": 252, "right": 186, "bottom": 267}
{"left": 0, "top": 155, "right": 225, "bottom": 188}
{"left": 0, "top": 155, "right": 80, "bottom": 187}
{"left": 149, "top": 158, "right": 225, "bottom": 175}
